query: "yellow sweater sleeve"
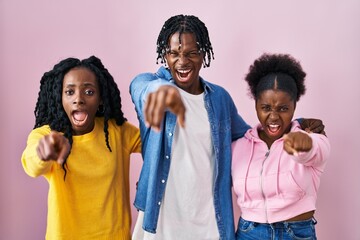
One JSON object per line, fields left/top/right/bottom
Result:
{"left": 21, "top": 125, "right": 55, "bottom": 178}
{"left": 122, "top": 121, "right": 142, "bottom": 154}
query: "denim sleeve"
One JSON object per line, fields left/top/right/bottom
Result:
{"left": 230, "top": 97, "right": 251, "bottom": 141}
{"left": 296, "top": 118, "right": 304, "bottom": 124}
{"left": 129, "top": 73, "right": 172, "bottom": 122}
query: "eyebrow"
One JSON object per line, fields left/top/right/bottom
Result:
{"left": 168, "top": 46, "right": 198, "bottom": 51}
{"left": 259, "top": 103, "right": 289, "bottom": 108}
{"left": 64, "top": 82, "right": 97, "bottom": 87}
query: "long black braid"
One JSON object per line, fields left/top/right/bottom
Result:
{"left": 34, "top": 56, "right": 126, "bottom": 179}
{"left": 156, "top": 14, "right": 214, "bottom": 68}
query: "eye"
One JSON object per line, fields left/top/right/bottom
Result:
{"left": 189, "top": 51, "right": 200, "bottom": 57}
{"left": 85, "top": 89, "right": 95, "bottom": 96}
{"left": 279, "top": 106, "right": 289, "bottom": 112}
{"left": 261, "top": 105, "right": 271, "bottom": 111}
{"left": 64, "top": 89, "right": 74, "bottom": 95}
{"left": 168, "top": 51, "right": 178, "bottom": 57}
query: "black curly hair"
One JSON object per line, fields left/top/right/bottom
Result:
{"left": 245, "top": 53, "right": 306, "bottom": 102}
{"left": 34, "top": 55, "right": 126, "bottom": 179}
{"left": 156, "top": 14, "right": 214, "bottom": 68}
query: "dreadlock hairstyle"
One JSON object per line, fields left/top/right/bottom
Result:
{"left": 34, "top": 55, "right": 126, "bottom": 179}
{"left": 156, "top": 14, "right": 214, "bottom": 68}
{"left": 245, "top": 53, "right": 306, "bottom": 102}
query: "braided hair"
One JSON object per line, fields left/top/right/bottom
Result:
{"left": 245, "top": 53, "right": 306, "bottom": 102}
{"left": 34, "top": 55, "right": 126, "bottom": 178}
{"left": 156, "top": 14, "right": 214, "bottom": 68}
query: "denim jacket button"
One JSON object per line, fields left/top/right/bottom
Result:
{"left": 161, "top": 179, "right": 165, "bottom": 183}
{"left": 158, "top": 201, "right": 161, "bottom": 205}
{"left": 168, "top": 132, "right": 173, "bottom": 136}
{"left": 165, "top": 155, "right": 169, "bottom": 159}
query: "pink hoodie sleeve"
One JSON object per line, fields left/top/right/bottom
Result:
{"left": 291, "top": 133, "right": 330, "bottom": 171}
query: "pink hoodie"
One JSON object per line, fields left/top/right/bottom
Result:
{"left": 231, "top": 121, "right": 330, "bottom": 223}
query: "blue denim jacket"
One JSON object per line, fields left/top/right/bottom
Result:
{"left": 130, "top": 66, "right": 250, "bottom": 239}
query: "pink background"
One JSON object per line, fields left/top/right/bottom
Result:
{"left": 1, "top": 0, "right": 359, "bottom": 239}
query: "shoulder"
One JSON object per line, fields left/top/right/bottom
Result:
{"left": 131, "top": 72, "right": 158, "bottom": 89}
{"left": 132, "top": 67, "right": 170, "bottom": 83}
{"left": 232, "top": 129, "right": 253, "bottom": 146}
{"left": 121, "top": 121, "right": 140, "bottom": 133}
{"left": 204, "top": 80, "right": 227, "bottom": 92}
{"left": 29, "top": 125, "right": 51, "bottom": 137}
{"left": 203, "top": 80, "right": 232, "bottom": 98}
{"left": 130, "top": 68, "right": 171, "bottom": 92}
{"left": 107, "top": 119, "right": 139, "bottom": 135}
{"left": 112, "top": 120, "right": 141, "bottom": 152}
{"left": 25, "top": 125, "right": 52, "bottom": 145}
{"left": 133, "top": 72, "right": 158, "bottom": 81}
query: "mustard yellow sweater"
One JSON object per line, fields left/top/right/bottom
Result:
{"left": 22, "top": 118, "right": 141, "bottom": 240}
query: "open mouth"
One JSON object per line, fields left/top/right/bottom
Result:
{"left": 267, "top": 124, "right": 281, "bottom": 134}
{"left": 72, "top": 111, "right": 88, "bottom": 127}
{"left": 176, "top": 69, "right": 192, "bottom": 81}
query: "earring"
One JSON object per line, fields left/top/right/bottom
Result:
{"left": 97, "top": 105, "right": 105, "bottom": 114}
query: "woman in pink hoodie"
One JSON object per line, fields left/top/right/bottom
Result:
{"left": 232, "top": 53, "right": 330, "bottom": 240}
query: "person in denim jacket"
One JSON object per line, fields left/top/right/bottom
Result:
{"left": 130, "top": 15, "right": 324, "bottom": 240}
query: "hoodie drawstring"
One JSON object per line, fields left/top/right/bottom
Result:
{"left": 243, "top": 138, "right": 255, "bottom": 203}
{"left": 276, "top": 149, "right": 283, "bottom": 196}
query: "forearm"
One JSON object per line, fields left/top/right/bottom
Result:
{"left": 21, "top": 143, "right": 53, "bottom": 177}
{"left": 21, "top": 128, "right": 54, "bottom": 177}
{"left": 130, "top": 75, "right": 174, "bottom": 125}
{"left": 130, "top": 75, "right": 172, "bottom": 107}
{"left": 231, "top": 100, "right": 251, "bottom": 141}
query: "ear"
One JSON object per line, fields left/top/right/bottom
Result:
{"left": 163, "top": 54, "right": 169, "bottom": 66}
{"left": 98, "top": 99, "right": 104, "bottom": 110}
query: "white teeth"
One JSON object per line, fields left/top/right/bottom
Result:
{"left": 178, "top": 69, "right": 191, "bottom": 74}
{"left": 269, "top": 124, "right": 279, "bottom": 127}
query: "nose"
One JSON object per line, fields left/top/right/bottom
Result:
{"left": 269, "top": 111, "right": 279, "bottom": 120}
{"left": 178, "top": 53, "right": 189, "bottom": 65}
{"left": 73, "top": 93, "right": 84, "bottom": 105}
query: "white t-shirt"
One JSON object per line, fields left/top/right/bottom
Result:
{"left": 132, "top": 88, "right": 219, "bottom": 240}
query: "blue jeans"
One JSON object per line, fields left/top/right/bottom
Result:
{"left": 236, "top": 217, "right": 317, "bottom": 240}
